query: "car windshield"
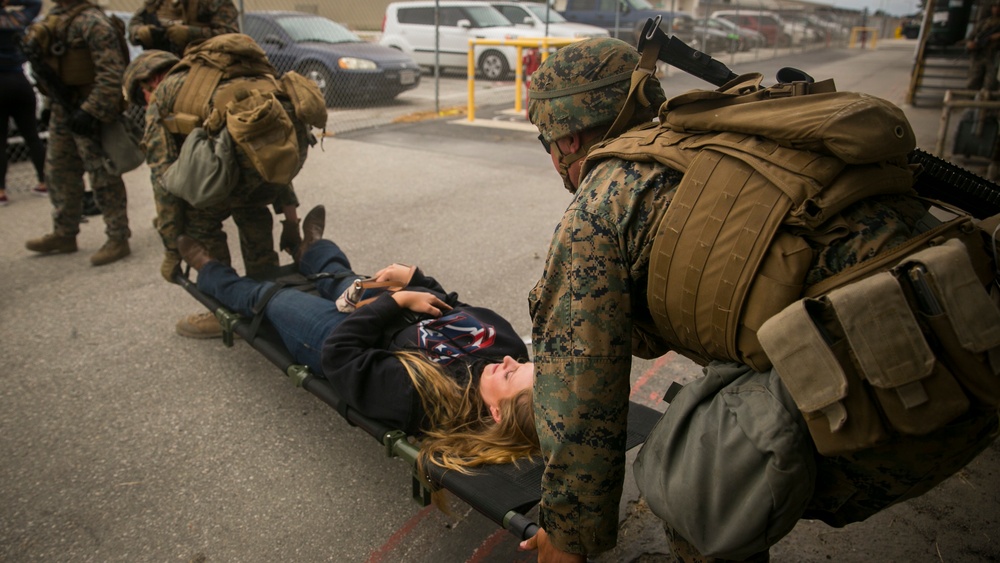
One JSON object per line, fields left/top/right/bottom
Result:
{"left": 466, "top": 6, "right": 513, "bottom": 27}
{"left": 523, "top": 3, "right": 568, "bottom": 23}
{"left": 276, "top": 15, "right": 361, "bottom": 44}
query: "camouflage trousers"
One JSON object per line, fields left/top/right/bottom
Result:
{"left": 153, "top": 180, "right": 283, "bottom": 280}
{"left": 967, "top": 52, "right": 1000, "bottom": 91}
{"left": 46, "top": 103, "right": 130, "bottom": 240}
{"left": 663, "top": 408, "right": 999, "bottom": 562}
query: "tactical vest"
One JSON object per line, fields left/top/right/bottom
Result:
{"left": 583, "top": 73, "right": 994, "bottom": 373}
{"left": 160, "top": 33, "right": 327, "bottom": 136}
{"left": 25, "top": 1, "right": 128, "bottom": 88}
{"left": 158, "top": 33, "right": 326, "bottom": 185}
{"left": 587, "top": 70, "right": 1000, "bottom": 456}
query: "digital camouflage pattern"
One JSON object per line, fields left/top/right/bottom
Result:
{"left": 143, "top": 66, "right": 307, "bottom": 279}
{"left": 529, "top": 152, "right": 999, "bottom": 556}
{"left": 528, "top": 37, "right": 665, "bottom": 144}
{"left": 965, "top": 5, "right": 1000, "bottom": 91}
{"left": 122, "top": 50, "right": 179, "bottom": 105}
{"left": 127, "top": 0, "right": 238, "bottom": 57}
{"left": 42, "top": 0, "right": 129, "bottom": 241}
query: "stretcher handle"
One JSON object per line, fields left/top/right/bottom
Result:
{"left": 503, "top": 511, "right": 539, "bottom": 540}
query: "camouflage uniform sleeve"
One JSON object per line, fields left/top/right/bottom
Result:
{"left": 272, "top": 183, "right": 299, "bottom": 214}
{"left": 77, "top": 10, "right": 126, "bottom": 121}
{"left": 142, "top": 78, "right": 181, "bottom": 181}
{"left": 530, "top": 158, "right": 677, "bottom": 556}
{"left": 190, "top": 0, "right": 239, "bottom": 41}
{"left": 126, "top": 4, "right": 145, "bottom": 42}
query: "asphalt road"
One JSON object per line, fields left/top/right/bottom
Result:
{"left": 1, "top": 39, "right": 998, "bottom": 562}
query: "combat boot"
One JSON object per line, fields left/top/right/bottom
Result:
{"left": 176, "top": 311, "right": 223, "bottom": 339}
{"left": 296, "top": 205, "right": 325, "bottom": 263}
{"left": 90, "top": 238, "right": 130, "bottom": 266}
{"left": 26, "top": 233, "right": 78, "bottom": 254}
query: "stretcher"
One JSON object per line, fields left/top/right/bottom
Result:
{"left": 173, "top": 267, "right": 664, "bottom": 540}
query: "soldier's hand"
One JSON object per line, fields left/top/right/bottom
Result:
{"left": 280, "top": 218, "right": 301, "bottom": 256}
{"left": 162, "top": 250, "right": 182, "bottom": 284}
{"left": 69, "top": 109, "right": 100, "bottom": 137}
{"left": 132, "top": 25, "right": 154, "bottom": 48}
{"left": 165, "top": 24, "right": 190, "bottom": 47}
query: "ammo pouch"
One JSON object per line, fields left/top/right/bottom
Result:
{"left": 758, "top": 237, "right": 1000, "bottom": 456}
{"left": 280, "top": 71, "right": 328, "bottom": 130}
{"left": 225, "top": 89, "right": 301, "bottom": 185}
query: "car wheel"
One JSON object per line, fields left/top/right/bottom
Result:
{"left": 299, "top": 62, "right": 336, "bottom": 107}
{"left": 478, "top": 50, "right": 509, "bottom": 81}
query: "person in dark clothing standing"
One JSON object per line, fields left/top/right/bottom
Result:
{"left": 0, "top": 0, "right": 45, "bottom": 206}
{"left": 177, "top": 205, "right": 539, "bottom": 473}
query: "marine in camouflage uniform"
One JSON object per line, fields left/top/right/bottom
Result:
{"left": 128, "top": 0, "right": 238, "bottom": 57}
{"left": 24, "top": 0, "right": 131, "bottom": 266}
{"left": 965, "top": 1, "right": 1000, "bottom": 91}
{"left": 524, "top": 37, "right": 999, "bottom": 562}
{"left": 126, "top": 45, "right": 308, "bottom": 337}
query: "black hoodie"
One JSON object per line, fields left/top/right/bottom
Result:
{"left": 320, "top": 268, "right": 528, "bottom": 434}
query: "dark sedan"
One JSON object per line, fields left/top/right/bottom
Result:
{"left": 243, "top": 11, "right": 422, "bottom": 106}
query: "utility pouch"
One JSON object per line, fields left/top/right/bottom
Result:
{"left": 225, "top": 89, "right": 300, "bottom": 185}
{"left": 757, "top": 298, "right": 890, "bottom": 456}
{"left": 60, "top": 41, "right": 95, "bottom": 86}
{"left": 279, "top": 71, "right": 328, "bottom": 130}
{"left": 759, "top": 237, "right": 999, "bottom": 456}
{"left": 827, "top": 272, "right": 969, "bottom": 436}
{"left": 897, "top": 239, "right": 1000, "bottom": 407}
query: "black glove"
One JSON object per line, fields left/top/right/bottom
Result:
{"left": 39, "top": 107, "right": 50, "bottom": 128}
{"left": 69, "top": 109, "right": 100, "bottom": 137}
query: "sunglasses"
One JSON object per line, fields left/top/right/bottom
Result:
{"left": 538, "top": 133, "right": 551, "bottom": 155}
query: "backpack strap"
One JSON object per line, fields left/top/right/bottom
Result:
{"left": 604, "top": 37, "right": 660, "bottom": 141}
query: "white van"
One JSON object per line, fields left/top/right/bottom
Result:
{"left": 380, "top": 1, "right": 548, "bottom": 80}
{"left": 488, "top": 1, "right": 608, "bottom": 39}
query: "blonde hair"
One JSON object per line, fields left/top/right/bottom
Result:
{"left": 394, "top": 351, "right": 539, "bottom": 474}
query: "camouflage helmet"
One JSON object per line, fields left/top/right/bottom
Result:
{"left": 123, "top": 50, "right": 180, "bottom": 105}
{"left": 528, "top": 37, "right": 666, "bottom": 143}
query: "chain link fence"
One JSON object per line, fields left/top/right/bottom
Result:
{"left": 5, "top": 0, "right": 906, "bottom": 191}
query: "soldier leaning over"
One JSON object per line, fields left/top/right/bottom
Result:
{"left": 128, "top": 0, "right": 238, "bottom": 57}
{"left": 522, "top": 38, "right": 1000, "bottom": 562}
{"left": 123, "top": 35, "right": 325, "bottom": 338}
{"left": 24, "top": 0, "right": 131, "bottom": 266}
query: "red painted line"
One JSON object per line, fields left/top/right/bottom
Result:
{"left": 466, "top": 528, "right": 508, "bottom": 563}
{"left": 630, "top": 352, "right": 675, "bottom": 399}
{"left": 366, "top": 504, "right": 436, "bottom": 563}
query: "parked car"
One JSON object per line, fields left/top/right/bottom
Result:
{"left": 702, "top": 16, "right": 765, "bottom": 52}
{"left": 380, "top": 1, "right": 549, "bottom": 80}
{"left": 711, "top": 10, "right": 790, "bottom": 48}
{"left": 556, "top": 0, "right": 686, "bottom": 44}
{"left": 678, "top": 14, "right": 733, "bottom": 54}
{"left": 488, "top": 1, "right": 608, "bottom": 38}
{"left": 244, "top": 11, "right": 422, "bottom": 106}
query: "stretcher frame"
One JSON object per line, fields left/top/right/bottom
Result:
{"left": 174, "top": 267, "right": 664, "bottom": 540}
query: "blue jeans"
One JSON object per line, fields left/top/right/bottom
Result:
{"left": 196, "top": 239, "right": 362, "bottom": 374}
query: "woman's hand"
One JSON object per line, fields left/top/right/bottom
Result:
{"left": 374, "top": 263, "right": 416, "bottom": 287}
{"left": 391, "top": 290, "right": 451, "bottom": 317}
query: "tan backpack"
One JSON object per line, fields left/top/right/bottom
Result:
{"left": 161, "top": 33, "right": 324, "bottom": 183}
{"left": 592, "top": 51, "right": 999, "bottom": 463}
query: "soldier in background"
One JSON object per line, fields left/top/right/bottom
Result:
{"left": 24, "top": 0, "right": 131, "bottom": 266}
{"left": 965, "top": 1, "right": 1000, "bottom": 91}
{"left": 123, "top": 38, "right": 312, "bottom": 338}
{"left": 128, "top": 0, "right": 238, "bottom": 56}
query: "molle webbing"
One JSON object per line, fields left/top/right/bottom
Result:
{"left": 165, "top": 69, "right": 280, "bottom": 135}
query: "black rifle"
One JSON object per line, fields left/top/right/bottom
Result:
{"left": 634, "top": 17, "right": 1000, "bottom": 218}
{"left": 971, "top": 23, "right": 1000, "bottom": 50}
